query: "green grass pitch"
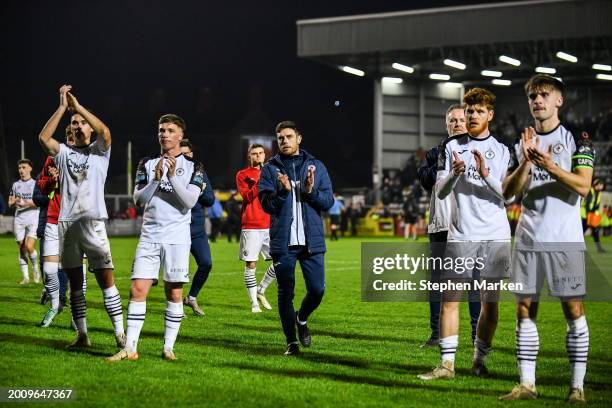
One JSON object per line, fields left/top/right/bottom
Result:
{"left": 0, "top": 235, "right": 610, "bottom": 407}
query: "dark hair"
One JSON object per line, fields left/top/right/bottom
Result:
{"left": 275, "top": 120, "right": 299, "bottom": 134}
{"left": 159, "top": 114, "right": 186, "bottom": 132}
{"left": 463, "top": 88, "right": 496, "bottom": 110}
{"left": 524, "top": 74, "right": 565, "bottom": 98}
{"left": 18, "top": 159, "right": 33, "bottom": 168}
{"left": 180, "top": 138, "right": 194, "bottom": 151}
{"left": 248, "top": 143, "right": 264, "bottom": 153}
{"left": 446, "top": 103, "right": 466, "bottom": 115}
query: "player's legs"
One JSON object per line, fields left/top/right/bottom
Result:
{"left": 472, "top": 294, "right": 499, "bottom": 375}
{"left": 65, "top": 266, "right": 88, "bottom": 342}
{"left": 187, "top": 236, "right": 212, "bottom": 299}
{"left": 17, "top": 240, "right": 30, "bottom": 284}
{"left": 424, "top": 233, "right": 446, "bottom": 346}
{"left": 41, "top": 224, "right": 61, "bottom": 321}
{"left": 418, "top": 293, "right": 460, "bottom": 380}
{"left": 240, "top": 230, "right": 263, "bottom": 311}
{"left": 79, "top": 220, "right": 125, "bottom": 343}
{"left": 500, "top": 296, "right": 540, "bottom": 400}
{"left": 160, "top": 243, "right": 189, "bottom": 359}
{"left": 24, "top": 233, "right": 40, "bottom": 283}
{"left": 163, "top": 282, "right": 184, "bottom": 360}
{"left": 293, "top": 252, "right": 324, "bottom": 349}
{"left": 297, "top": 251, "right": 325, "bottom": 324}
{"left": 183, "top": 236, "right": 212, "bottom": 316}
{"left": 123, "top": 278, "right": 154, "bottom": 356}
{"left": 15, "top": 222, "right": 30, "bottom": 283}
{"left": 256, "top": 230, "right": 275, "bottom": 309}
{"left": 273, "top": 248, "right": 299, "bottom": 349}
{"left": 562, "top": 299, "right": 588, "bottom": 400}
{"left": 439, "top": 299, "right": 460, "bottom": 365}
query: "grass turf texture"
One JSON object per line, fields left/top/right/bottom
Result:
{"left": 0, "top": 235, "right": 610, "bottom": 407}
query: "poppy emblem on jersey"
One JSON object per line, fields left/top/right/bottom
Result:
{"left": 176, "top": 168, "right": 185, "bottom": 176}
{"left": 484, "top": 149, "right": 495, "bottom": 159}
{"left": 552, "top": 143, "right": 564, "bottom": 155}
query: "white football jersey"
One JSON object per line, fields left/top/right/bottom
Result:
{"left": 437, "top": 133, "right": 512, "bottom": 241}
{"left": 54, "top": 141, "right": 110, "bottom": 221}
{"left": 135, "top": 154, "right": 205, "bottom": 245}
{"left": 513, "top": 124, "right": 594, "bottom": 250}
{"left": 10, "top": 178, "right": 40, "bottom": 224}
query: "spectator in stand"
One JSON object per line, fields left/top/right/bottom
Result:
{"left": 328, "top": 194, "right": 344, "bottom": 241}
{"left": 349, "top": 201, "right": 362, "bottom": 236}
{"left": 402, "top": 191, "right": 419, "bottom": 240}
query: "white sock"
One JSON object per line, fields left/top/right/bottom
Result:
{"left": 188, "top": 295, "right": 196, "bottom": 301}
{"left": 244, "top": 268, "right": 258, "bottom": 305}
{"left": 102, "top": 285, "right": 124, "bottom": 334}
{"left": 257, "top": 265, "right": 276, "bottom": 294}
{"left": 164, "top": 301, "right": 183, "bottom": 351}
{"left": 439, "top": 335, "right": 459, "bottom": 364}
{"left": 19, "top": 256, "right": 29, "bottom": 280}
{"left": 29, "top": 250, "right": 40, "bottom": 281}
{"left": 567, "top": 316, "right": 589, "bottom": 389}
{"left": 517, "top": 318, "right": 539, "bottom": 386}
{"left": 473, "top": 336, "right": 492, "bottom": 365}
{"left": 126, "top": 301, "right": 146, "bottom": 353}
{"left": 43, "top": 262, "right": 60, "bottom": 310}
{"left": 70, "top": 289, "right": 87, "bottom": 336}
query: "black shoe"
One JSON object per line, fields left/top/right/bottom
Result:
{"left": 39, "top": 289, "right": 50, "bottom": 305}
{"left": 284, "top": 343, "right": 300, "bottom": 356}
{"left": 59, "top": 296, "right": 67, "bottom": 313}
{"left": 471, "top": 360, "right": 489, "bottom": 377}
{"left": 296, "top": 314, "right": 311, "bottom": 347}
{"left": 420, "top": 337, "right": 440, "bottom": 348}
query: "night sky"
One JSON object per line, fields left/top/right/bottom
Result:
{"left": 1, "top": 0, "right": 490, "bottom": 193}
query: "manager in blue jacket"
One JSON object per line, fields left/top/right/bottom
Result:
{"left": 259, "top": 121, "right": 334, "bottom": 356}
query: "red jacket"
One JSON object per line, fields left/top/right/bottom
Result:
{"left": 37, "top": 156, "right": 61, "bottom": 224}
{"left": 236, "top": 166, "right": 270, "bottom": 229}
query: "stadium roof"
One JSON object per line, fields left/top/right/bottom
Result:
{"left": 297, "top": 0, "right": 612, "bottom": 85}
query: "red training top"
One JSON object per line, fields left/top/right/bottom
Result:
{"left": 235, "top": 166, "right": 270, "bottom": 229}
{"left": 37, "top": 156, "right": 61, "bottom": 224}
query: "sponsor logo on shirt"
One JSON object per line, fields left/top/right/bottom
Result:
{"left": 159, "top": 180, "right": 175, "bottom": 193}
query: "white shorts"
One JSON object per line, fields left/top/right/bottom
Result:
{"left": 59, "top": 220, "right": 114, "bottom": 270}
{"left": 511, "top": 250, "right": 586, "bottom": 298}
{"left": 14, "top": 220, "right": 37, "bottom": 242}
{"left": 239, "top": 229, "right": 271, "bottom": 262}
{"left": 443, "top": 240, "right": 511, "bottom": 280}
{"left": 131, "top": 241, "right": 190, "bottom": 283}
{"left": 42, "top": 223, "right": 60, "bottom": 257}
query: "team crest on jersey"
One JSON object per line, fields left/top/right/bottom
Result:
{"left": 552, "top": 143, "right": 564, "bottom": 155}
{"left": 484, "top": 149, "right": 495, "bottom": 159}
{"left": 176, "top": 168, "right": 185, "bottom": 176}
{"left": 308, "top": 165, "right": 316, "bottom": 173}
